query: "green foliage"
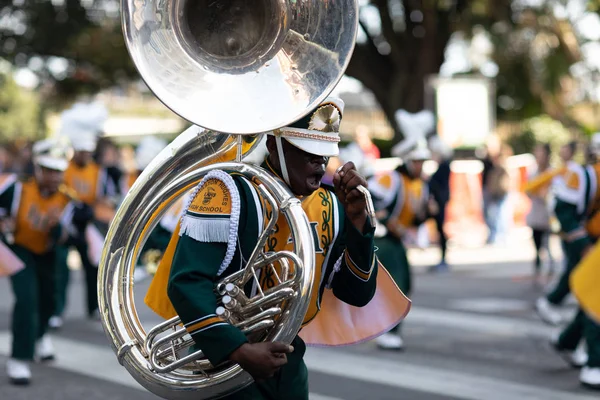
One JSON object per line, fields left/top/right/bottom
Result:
{"left": 0, "top": 1, "right": 135, "bottom": 106}
{"left": 507, "top": 115, "right": 572, "bottom": 163}
{"left": 0, "top": 73, "right": 42, "bottom": 141}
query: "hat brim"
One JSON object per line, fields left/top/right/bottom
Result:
{"left": 407, "top": 149, "right": 431, "bottom": 161}
{"left": 35, "top": 156, "right": 68, "bottom": 171}
{"left": 284, "top": 137, "right": 339, "bottom": 157}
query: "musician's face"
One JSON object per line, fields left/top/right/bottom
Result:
{"left": 266, "top": 137, "right": 328, "bottom": 196}
{"left": 36, "top": 166, "right": 64, "bottom": 195}
{"left": 73, "top": 151, "right": 93, "bottom": 167}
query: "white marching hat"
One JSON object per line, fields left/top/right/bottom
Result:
{"left": 32, "top": 137, "right": 72, "bottom": 171}
{"left": 58, "top": 101, "right": 108, "bottom": 152}
{"left": 136, "top": 136, "right": 167, "bottom": 170}
{"left": 272, "top": 96, "right": 344, "bottom": 157}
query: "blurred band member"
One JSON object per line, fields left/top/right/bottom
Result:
{"left": 1, "top": 138, "right": 91, "bottom": 385}
{"left": 56, "top": 130, "right": 118, "bottom": 323}
{"left": 523, "top": 143, "right": 555, "bottom": 282}
{"left": 369, "top": 137, "right": 430, "bottom": 350}
{"left": 545, "top": 133, "right": 600, "bottom": 390}
{"left": 535, "top": 141, "right": 584, "bottom": 325}
{"left": 122, "top": 136, "right": 176, "bottom": 282}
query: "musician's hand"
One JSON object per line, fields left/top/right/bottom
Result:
{"left": 46, "top": 211, "right": 62, "bottom": 228}
{"left": 73, "top": 204, "right": 94, "bottom": 230}
{"left": 229, "top": 342, "right": 293, "bottom": 380}
{"left": 333, "top": 162, "right": 368, "bottom": 233}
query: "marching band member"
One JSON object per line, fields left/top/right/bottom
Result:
{"left": 57, "top": 106, "right": 115, "bottom": 321}
{"left": 369, "top": 138, "right": 430, "bottom": 350}
{"left": 535, "top": 141, "right": 586, "bottom": 325}
{"left": 123, "top": 136, "right": 176, "bottom": 282}
{"left": 523, "top": 143, "right": 556, "bottom": 283}
{"left": 545, "top": 134, "right": 600, "bottom": 389}
{"left": 0, "top": 138, "right": 91, "bottom": 385}
{"left": 144, "top": 98, "right": 409, "bottom": 399}
{"left": 369, "top": 109, "right": 432, "bottom": 351}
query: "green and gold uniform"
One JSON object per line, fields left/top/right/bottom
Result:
{"left": 368, "top": 165, "right": 428, "bottom": 297}
{"left": 148, "top": 160, "right": 377, "bottom": 399}
{"left": 56, "top": 160, "right": 117, "bottom": 318}
{"left": 552, "top": 163, "right": 600, "bottom": 370}
{"left": 0, "top": 177, "right": 74, "bottom": 360}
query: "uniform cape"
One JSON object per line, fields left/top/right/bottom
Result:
{"left": 571, "top": 241, "right": 600, "bottom": 324}
{"left": 145, "top": 207, "right": 411, "bottom": 347}
{"left": 0, "top": 174, "right": 25, "bottom": 277}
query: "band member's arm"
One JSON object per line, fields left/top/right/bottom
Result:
{"left": 54, "top": 200, "right": 94, "bottom": 245}
{"left": 327, "top": 162, "right": 378, "bottom": 307}
{"left": 167, "top": 175, "right": 249, "bottom": 367}
{"left": 327, "top": 213, "right": 378, "bottom": 307}
{"left": 554, "top": 199, "right": 591, "bottom": 252}
{"left": 168, "top": 236, "right": 248, "bottom": 366}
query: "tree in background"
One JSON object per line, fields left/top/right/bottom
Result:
{"left": 347, "top": 0, "right": 596, "bottom": 140}
{"left": 0, "top": 71, "right": 41, "bottom": 140}
{"left": 0, "top": 0, "right": 135, "bottom": 108}
{"left": 0, "top": 0, "right": 599, "bottom": 142}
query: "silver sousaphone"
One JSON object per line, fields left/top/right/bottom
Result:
{"left": 98, "top": 1, "right": 359, "bottom": 399}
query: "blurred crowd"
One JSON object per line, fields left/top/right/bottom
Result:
{"left": 1, "top": 102, "right": 600, "bottom": 392}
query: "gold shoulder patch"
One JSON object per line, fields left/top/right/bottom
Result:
{"left": 378, "top": 174, "right": 393, "bottom": 189}
{"left": 179, "top": 170, "right": 240, "bottom": 246}
{"left": 566, "top": 172, "right": 580, "bottom": 190}
{"left": 186, "top": 178, "right": 232, "bottom": 217}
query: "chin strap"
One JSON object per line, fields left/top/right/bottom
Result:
{"left": 275, "top": 135, "right": 291, "bottom": 186}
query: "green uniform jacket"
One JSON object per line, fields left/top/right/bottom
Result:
{"left": 553, "top": 163, "right": 598, "bottom": 252}
{"left": 167, "top": 164, "right": 377, "bottom": 367}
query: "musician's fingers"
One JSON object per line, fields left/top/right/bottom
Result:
{"left": 336, "top": 162, "right": 356, "bottom": 178}
{"left": 270, "top": 353, "right": 288, "bottom": 367}
{"left": 341, "top": 173, "right": 366, "bottom": 193}
{"left": 344, "top": 189, "right": 366, "bottom": 203}
{"left": 267, "top": 342, "right": 294, "bottom": 354}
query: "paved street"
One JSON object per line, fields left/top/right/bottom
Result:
{"left": 0, "top": 232, "right": 597, "bottom": 399}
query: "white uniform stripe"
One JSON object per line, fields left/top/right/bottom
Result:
{"left": 0, "top": 328, "right": 588, "bottom": 400}
{"left": 304, "top": 347, "right": 598, "bottom": 400}
{"left": 10, "top": 181, "right": 21, "bottom": 218}
{"left": 0, "top": 331, "right": 344, "bottom": 400}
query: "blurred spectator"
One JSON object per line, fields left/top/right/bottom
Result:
{"left": 524, "top": 143, "right": 555, "bottom": 282}
{"left": 95, "top": 137, "right": 120, "bottom": 168}
{"left": 0, "top": 145, "right": 11, "bottom": 173}
{"left": 483, "top": 144, "right": 512, "bottom": 246}
{"left": 9, "top": 141, "right": 34, "bottom": 178}
{"left": 427, "top": 136, "right": 453, "bottom": 272}
{"left": 339, "top": 125, "right": 380, "bottom": 178}
{"left": 94, "top": 137, "right": 123, "bottom": 199}
{"left": 355, "top": 124, "right": 380, "bottom": 160}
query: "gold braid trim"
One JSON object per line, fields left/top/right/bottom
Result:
{"left": 277, "top": 129, "right": 341, "bottom": 143}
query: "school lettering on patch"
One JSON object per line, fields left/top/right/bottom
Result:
{"left": 179, "top": 172, "right": 241, "bottom": 260}
{"left": 187, "top": 179, "right": 231, "bottom": 216}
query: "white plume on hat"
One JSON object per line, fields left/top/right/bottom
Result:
{"left": 33, "top": 137, "right": 72, "bottom": 171}
{"left": 136, "top": 136, "right": 167, "bottom": 170}
{"left": 391, "top": 109, "right": 435, "bottom": 160}
{"left": 428, "top": 135, "right": 453, "bottom": 159}
{"left": 58, "top": 101, "right": 108, "bottom": 152}
{"left": 590, "top": 132, "right": 600, "bottom": 156}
